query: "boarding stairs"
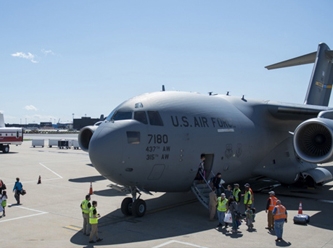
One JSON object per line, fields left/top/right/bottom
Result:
{"left": 191, "top": 180, "right": 211, "bottom": 209}
{"left": 191, "top": 170, "right": 217, "bottom": 209}
{"left": 191, "top": 171, "right": 226, "bottom": 209}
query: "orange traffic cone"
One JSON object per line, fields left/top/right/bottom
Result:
{"left": 37, "top": 175, "right": 41, "bottom": 184}
{"left": 89, "top": 182, "right": 93, "bottom": 195}
{"left": 298, "top": 201, "right": 303, "bottom": 214}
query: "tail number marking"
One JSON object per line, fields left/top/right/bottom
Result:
{"left": 148, "top": 134, "right": 168, "bottom": 144}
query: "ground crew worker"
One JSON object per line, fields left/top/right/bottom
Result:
{"left": 216, "top": 193, "right": 228, "bottom": 227}
{"left": 265, "top": 191, "right": 278, "bottom": 230}
{"left": 80, "top": 194, "right": 91, "bottom": 236}
{"left": 243, "top": 185, "right": 253, "bottom": 210}
{"left": 232, "top": 183, "right": 241, "bottom": 204}
{"left": 272, "top": 200, "right": 288, "bottom": 242}
{"left": 244, "top": 183, "right": 254, "bottom": 205}
{"left": 89, "top": 201, "right": 103, "bottom": 243}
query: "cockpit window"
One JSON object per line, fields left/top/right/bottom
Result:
{"left": 147, "top": 111, "right": 164, "bottom": 126}
{"left": 134, "top": 111, "right": 148, "bottom": 124}
{"left": 127, "top": 131, "right": 140, "bottom": 144}
{"left": 112, "top": 111, "right": 132, "bottom": 121}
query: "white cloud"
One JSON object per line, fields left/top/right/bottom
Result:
{"left": 24, "top": 105, "right": 38, "bottom": 111}
{"left": 41, "top": 49, "right": 55, "bottom": 56}
{"left": 11, "top": 52, "right": 38, "bottom": 63}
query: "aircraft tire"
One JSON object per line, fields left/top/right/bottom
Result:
{"left": 121, "top": 197, "right": 133, "bottom": 216}
{"left": 3, "top": 145, "right": 9, "bottom": 153}
{"left": 132, "top": 199, "right": 146, "bottom": 217}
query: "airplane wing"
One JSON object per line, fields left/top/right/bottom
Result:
{"left": 266, "top": 101, "right": 332, "bottom": 120}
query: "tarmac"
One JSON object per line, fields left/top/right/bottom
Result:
{"left": 1, "top": 136, "right": 333, "bottom": 248}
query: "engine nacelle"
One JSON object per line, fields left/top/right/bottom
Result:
{"left": 78, "top": 125, "right": 98, "bottom": 152}
{"left": 293, "top": 118, "right": 333, "bottom": 163}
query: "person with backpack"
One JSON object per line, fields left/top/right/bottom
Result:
{"left": 13, "top": 177, "right": 23, "bottom": 205}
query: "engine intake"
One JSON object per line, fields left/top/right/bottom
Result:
{"left": 78, "top": 125, "right": 98, "bottom": 152}
{"left": 293, "top": 118, "right": 333, "bottom": 163}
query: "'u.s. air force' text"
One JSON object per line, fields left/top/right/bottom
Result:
{"left": 170, "top": 116, "right": 234, "bottom": 128}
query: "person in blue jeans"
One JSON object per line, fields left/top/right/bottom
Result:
{"left": 13, "top": 177, "right": 23, "bottom": 205}
{"left": 272, "top": 200, "right": 288, "bottom": 242}
{"left": 216, "top": 193, "right": 228, "bottom": 227}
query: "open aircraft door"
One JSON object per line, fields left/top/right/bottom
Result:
{"left": 204, "top": 153, "right": 215, "bottom": 180}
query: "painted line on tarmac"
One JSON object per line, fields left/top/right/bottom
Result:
{"left": 152, "top": 240, "right": 208, "bottom": 248}
{"left": 39, "top": 162, "right": 63, "bottom": 179}
{"left": 0, "top": 206, "right": 48, "bottom": 223}
{"left": 64, "top": 225, "right": 82, "bottom": 231}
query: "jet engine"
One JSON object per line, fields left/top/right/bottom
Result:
{"left": 293, "top": 118, "right": 333, "bottom": 163}
{"left": 78, "top": 125, "right": 98, "bottom": 152}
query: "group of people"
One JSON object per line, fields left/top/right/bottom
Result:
{"left": 208, "top": 177, "right": 288, "bottom": 242}
{"left": 80, "top": 194, "right": 103, "bottom": 244}
{"left": 209, "top": 181, "right": 255, "bottom": 233}
{"left": 0, "top": 178, "right": 27, "bottom": 217}
{"left": 265, "top": 191, "right": 288, "bottom": 242}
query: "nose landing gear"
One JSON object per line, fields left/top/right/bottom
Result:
{"left": 120, "top": 186, "right": 147, "bottom": 217}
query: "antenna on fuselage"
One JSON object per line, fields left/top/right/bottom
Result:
{"left": 162, "top": 85, "right": 165, "bottom": 91}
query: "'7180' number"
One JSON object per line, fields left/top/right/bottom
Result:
{"left": 148, "top": 134, "right": 168, "bottom": 144}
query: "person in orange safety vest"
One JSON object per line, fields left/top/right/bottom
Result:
{"left": 265, "top": 191, "right": 278, "bottom": 230}
{"left": 272, "top": 200, "right": 288, "bottom": 242}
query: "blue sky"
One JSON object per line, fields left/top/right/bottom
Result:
{"left": 1, "top": 1, "right": 332, "bottom": 124}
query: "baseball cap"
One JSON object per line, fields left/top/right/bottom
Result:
{"left": 268, "top": 191, "right": 275, "bottom": 195}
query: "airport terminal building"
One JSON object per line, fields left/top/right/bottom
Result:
{"left": 5, "top": 115, "right": 104, "bottom": 131}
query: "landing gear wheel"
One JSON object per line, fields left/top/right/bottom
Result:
{"left": 121, "top": 197, "right": 133, "bottom": 216}
{"left": 132, "top": 199, "right": 146, "bottom": 217}
{"left": 3, "top": 145, "right": 9, "bottom": 153}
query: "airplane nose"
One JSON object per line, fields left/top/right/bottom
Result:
{"left": 88, "top": 125, "right": 123, "bottom": 179}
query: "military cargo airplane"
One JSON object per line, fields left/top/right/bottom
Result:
{"left": 0, "top": 113, "right": 23, "bottom": 153}
{"left": 79, "top": 42, "right": 333, "bottom": 217}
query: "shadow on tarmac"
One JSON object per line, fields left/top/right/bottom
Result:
{"left": 0, "top": 151, "right": 19, "bottom": 155}
{"left": 93, "top": 188, "right": 126, "bottom": 197}
{"left": 69, "top": 175, "right": 105, "bottom": 183}
{"left": 69, "top": 181, "right": 333, "bottom": 246}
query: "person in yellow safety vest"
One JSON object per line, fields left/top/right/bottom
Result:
{"left": 216, "top": 193, "right": 228, "bottom": 227}
{"left": 80, "top": 194, "right": 91, "bottom": 236}
{"left": 244, "top": 183, "right": 254, "bottom": 203}
{"left": 232, "top": 183, "right": 241, "bottom": 204}
{"left": 272, "top": 200, "right": 287, "bottom": 242}
{"left": 243, "top": 185, "right": 253, "bottom": 210}
{"left": 265, "top": 191, "right": 278, "bottom": 230}
{"left": 89, "top": 201, "right": 103, "bottom": 244}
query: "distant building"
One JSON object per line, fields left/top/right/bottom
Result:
{"left": 5, "top": 115, "right": 105, "bottom": 131}
{"left": 73, "top": 115, "right": 104, "bottom": 130}
{"left": 40, "top": 122, "right": 53, "bottom": 129}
